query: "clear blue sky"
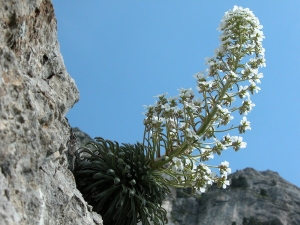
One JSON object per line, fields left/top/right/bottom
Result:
{"left": 52, "top": 1, "right": 300, "bottom": 188}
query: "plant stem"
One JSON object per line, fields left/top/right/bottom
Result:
{"left": 152, "top": 80, "right": 232, "bottom": 170}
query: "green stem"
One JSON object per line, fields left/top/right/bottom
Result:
{"left": 214, "top": 125, "right": 239, "bottom": 133}
{"left": 151, "top": 80, "right": 232, "bottom": 170}
{"left": 151, "top": 33, "right": 245, "bottom": 170}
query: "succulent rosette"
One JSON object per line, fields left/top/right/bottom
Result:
{"left": 74, "top": 138, "right": 169, "bottom": 225}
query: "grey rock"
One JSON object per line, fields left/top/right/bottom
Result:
{"left": 72, "top": 127, "right": 93, "bottom": 148}
{"left": 165, "top": 168, "right": 300, "bottom": 225}
{"left": 0, "top": 0, "right": 102, "bottom": 224}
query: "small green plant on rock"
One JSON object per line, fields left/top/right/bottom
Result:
{"left": 74, "top": 5, "right": 265, "bottom": 225}
{"left": 242, "top": 217, "right": 278, "bottom": 225}
{"left": 231, "top": 175, "right": 249, "bottom": 189}
{"left": 271, "top": 179, "right": 277, "bottom": 186}
{"left": 259, "top": 188, "right": 268, "bottom": 197}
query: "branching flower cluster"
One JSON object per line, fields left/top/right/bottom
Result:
{"left": 143, "top": 6, "right": 265, "bottom": 193}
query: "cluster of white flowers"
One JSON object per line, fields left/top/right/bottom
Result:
{"left": 143, "top": 6, "right": 265, "bottom": 193}
{"left": 171, "top": 157, "right": 184, "bottom": 172}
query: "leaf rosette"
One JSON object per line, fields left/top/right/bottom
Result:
{"left": 74, "top": 138, "right": 169, "bottom": 225}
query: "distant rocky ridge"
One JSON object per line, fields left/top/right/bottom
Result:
{"left": 72, "top": 127, "right": 93, "bottom": 147}
{"left": 74, "top": 127, "right": 300, "bottom": 225}
{"left": 166, "top": 168, "right": 300, "bottom": 225}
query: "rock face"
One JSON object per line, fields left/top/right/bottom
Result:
{"left": 166, "top": 168, "right": 300, "bottom": 225}
{"left": 0, "top": 1, "right": 102, "bottom": 224}
{"left": 72, "top": 127, "right": 93, "bottom": 148}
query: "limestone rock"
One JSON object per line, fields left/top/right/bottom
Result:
{"left": 72, "top": 127, "right": 93, "bottom": 148}
{"left": 166, "top": 168, "right": 300, "bottom": 225}
{"left": 0, "top": 0, "right": 101, "bottom": 224}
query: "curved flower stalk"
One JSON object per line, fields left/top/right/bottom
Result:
{"left": 143, "top": 6, "right": 265, "bottom": 192}
{"left": 73, "top": 6, "right": 265, "bottom": 225}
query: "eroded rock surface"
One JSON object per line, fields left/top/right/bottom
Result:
{"left": 0, "top": 1, "right": 101, "bottom": 224}
{"left": 166, "top": 168, "right": 300, "bottom": 225}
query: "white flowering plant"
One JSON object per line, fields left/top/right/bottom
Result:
{"left": 143, "top": 6, "right": 265, "bottom": 193}
{"left": 74, "top": 6, "right": 265, "bottom": 225}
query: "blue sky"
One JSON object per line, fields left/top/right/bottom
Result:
{"left": 52, "top": 1, "right": 300, "bottom": 188}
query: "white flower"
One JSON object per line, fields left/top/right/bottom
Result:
{"left": 213, "top": 138, "right": 227, "bottom": 151}
{"left": 228, "top": 71, "right": 238, "bottom": 79}
{"left": 185, "top": 158, "right": 197, "bottom": 171}
{"left": 226, "top": 167, "right": 232, "bottom": 174}
{"left": 143, "top": 104, "right": 154, "bottom": 110}
{"left": 184, "top": 101, "right": 198, "bottom": 113}
{"left": 222, "top": 133, "right": 232, "bottom": 146}
{"left": 179, "top": 122, "right": 186, "bottom": 129}
{"left": 193, "top": 97, "right": 202, "bottom": 105}
{"left": 214, "top": 45, "right": 225, "bottom": 56}
{"left": 217, "top": 105, "right": 233, "bottom": 117}
{"left": 199, "top": 186, "right": 206, "bottom": 193}
{"left": 179, "top": 88, "right": 194, "bottom": 98}
{"left": 171, "top": 106, "right": 181, "bottom": 113}
{"left": 197, "top": 80, "right": 214, "bottom": 92}
{"left": 239, "top": 116, "right": 251, "bottom": 133}
{"left": 252, "top": 73, "right": 264, "bottom": 84}
{"left": 172, "top": 157, "right": 184, "bottom": 172}
{"left": 199, "top": 163, "right": 212, "bottom": 175}
{"left": 223, "top": 93, "right": 236, "bottom": 107}
{"left": 201, "top": 146, "right": 214, "bottom": 160}
{"left": 153, "top": 93, "right": 168, "bottom": 98}
{"left": 231, "top": 136, "right": 247, "bottom": 150}
{"left": 217, "top": 105, "right": 234, "bottom": 125}
{"left": 240, "top": 99, "right": 255, "bottom": 115}
{"left": 218, "top": 5, "right": 265, "bottom": 70}
{"left": 152, "top": 116, "right": 165, "bottom": 124}
{"left": 238, "top": 86, "right": 250, "bottom": 99}
{"left": 240, "top": 141, "right": 247, "bottom": 149}
{"left": 221, "top": 160, "right": 229, "bottom": 167}
{"left": 193, "top": 72, "right": 205, "bottom": 80}
{"left": 222, "top": 179, "right": 230, "bottom": 189}
{"left": 185, "top": 128, "right": 200, "bottom": 140}
{"left": 249, "top": 80, "right": 261, "bottom": 94}
{"left": 161, "top": 103, "right": 171, "bottom": 112}
{"left": 207, "top": 179, "right": 213, "bottom": 185}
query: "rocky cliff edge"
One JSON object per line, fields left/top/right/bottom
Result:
{"left": 0, "top": 1, "right": 102, "bottom": 224}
